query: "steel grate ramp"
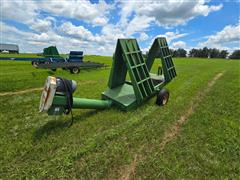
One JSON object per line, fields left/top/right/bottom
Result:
{"left": 157, "top": 38, "right": 177, "bottom": 80}
{"left": 120, "top": 39, "right": 155, "bottom": 101}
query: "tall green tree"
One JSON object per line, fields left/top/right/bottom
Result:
{"left": 201, "top": 47, "right": 209, "bottom": 58}
{"left": 209, "top": 48, "right": 220, "bottom": 58}
{"left": 219, "top": 50, "right": 229, "bottom": 58}
{"left": 229, "top": 50, "right": 240, "bottom": 59}
{"left": 171, "top": 48, "right": 187, "bottom": 57}
{"left": 189, "top": 48, "right": 198, "bottom": 57}
{"left": 176, "top": 48, "right": 187, "bottom": 57}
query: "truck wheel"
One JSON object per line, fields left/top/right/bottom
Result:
{"left": 31, "top": 61, "right": 39, "bottom": 67}
{"left": 156, "top": 89, "right": 169, "bottom": 106}
{"left": 70, "top": 67, "right": 80, "bottom": 74}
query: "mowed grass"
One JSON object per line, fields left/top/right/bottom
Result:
{"left": 0, "top": 56, "right": 239, "bottom": 179}
{"left": 0, "top": 55, "right": 111, "bottom": 92}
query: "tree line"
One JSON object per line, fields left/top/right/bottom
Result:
{"left": 170, "top": 47, "right": 240, "bottom": 59}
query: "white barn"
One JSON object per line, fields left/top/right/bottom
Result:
{"left": 0, "top": 44, "right": 19, "bottom": 53}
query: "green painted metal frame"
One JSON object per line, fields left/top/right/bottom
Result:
{"left": 47, "top": 37, "right": 177, "bottom": 114}
{"left": 102, "top": 39, "right": 156, "bottom": 110}
{"left": 102, "top": 37, "right": 176, "bottom": 111}
{"left": 146, "top": 37, "right": 177, "bottom": 84}
{"left": 43, "top": 46, "right": 61, "bottom": 58}
{"left": 48, "top": 94, "right": 112, "bottom": 115}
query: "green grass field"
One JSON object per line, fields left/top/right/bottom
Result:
{"left": 0, "top": 56, "right": 239, "bottom": 179}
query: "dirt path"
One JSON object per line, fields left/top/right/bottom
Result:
{"left": 119, "top": 71, "right": 225, "bottom": 180}
{"left": 0, "top": 87, "right": 42, "bottom": 96}
{"left": 0, "top": 80, "right": 100, "bottom": 97}
{"left": 159, "top": 71, "right": 224, "bottom": 150}
{"left": 120, "top": 155, "right": 138, "bottom": 180}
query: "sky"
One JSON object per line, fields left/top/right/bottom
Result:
{"left": 0, "top": 0, "right": 239, "bottom": 55}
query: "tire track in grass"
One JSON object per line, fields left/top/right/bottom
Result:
{"left": 120, "top": 71, "right": 225, "bottom": 180}
{"left": 75, "top": 69, "right": 208, "bottom": 178}
{"left": 159, "top": 71, "right": 224, "bottom": 150}
{"left": 120, "top": 154, "right": 138, "bottom": 180}
{"left": 0, "top": 80, "right": 98, "bottom": 96}
{"left": 0, "top": 87, "right": 43, "bottom": 96}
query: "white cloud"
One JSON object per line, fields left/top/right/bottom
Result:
{"left": 0, "top": 0, "right": 116, "bottom": 55}
{"left": 1, "top": 0, "right": 112, "bottom": 27}
{"left": 118, "top": 0, "right": 222, "bottom": 27}
{"left": 0, "top": 0, "right": 226, "bottom": 55}
{"left": 59, "top": 22, "right": 96, "bottom": 41}
{"left": 118, "top": 1, "right": 136, "bottom": 26}
{"left": 172, "top": 41, "right": 187, "bottom": 49}
{"left": 1, "top": 22, "right": 72, "bottom": 52}
{"left": 1, "top": 1, "right": 56, "bottom": 33}
{"left": 40, "top": 0, "right": 112, "bottom": 26}
{"left": 59, "top": 22, "right": 125, "bottom": 50}
{"left": 139, "top": 32, "right": 149, "bottom": 41}
{"left": 125, "top": 15, "right": 154, "bottom": 36}
{"left": 101, "top": 24, "right": 126, "bottom": 42}
{"left": 29, "top": 31, "right": 63, "bottom": 45}
{"left": 0, "top": 21, "right": 119, "bottom": 55}
{"left": 0, "top": 22, "right": 43, "bottom": 52}
{"left": 1, "top": 0, "right": 37, "bottom": 22}
{"left": 158, "top": 31, "right": 188, "bottom": 43}
{"left": 29, "top": 18, "right": 54, "bottom": 32}
{"left": 198, "top": 22, "right": 240, "bottom": 48}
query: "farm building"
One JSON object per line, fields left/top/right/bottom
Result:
{"left": 0, "top": 44, "right": 19, "bottom": 53}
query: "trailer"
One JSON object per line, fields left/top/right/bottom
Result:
{"left": 36, "top": 61, "right": 105, "bottom": 74}
{"left": 33, "top": 50, "right": 106, "bottom": 74}
{"left": 0, "top": 46, "right": 106, "bottom": 74}
{"left": 39, "top": 37, "right": 177, "bottom": 124}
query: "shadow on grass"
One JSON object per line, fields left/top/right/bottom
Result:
{"left": 47, "top": 71, "right": 55, "bottom": 75}
{"left": 31, "top": 72, "right": 36, "bottom": 77}
{"left": 33, "top": 110, "right": 99, "bottom": 142}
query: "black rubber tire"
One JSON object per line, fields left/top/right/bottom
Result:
{"left": 70, "top": 67, "right": 80, "bottom": 74}
{"left": 31, "top": 61, "right": 39, "bottom": 67}
{"left": 156, "top": 89, "right": 170, "bottom": 106}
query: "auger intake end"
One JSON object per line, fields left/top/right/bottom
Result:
{"left": 39, "top": 76, "right": 77, "bottom": 115}
{"left": 39, "top": 76, "right": 112, "bottom": 116}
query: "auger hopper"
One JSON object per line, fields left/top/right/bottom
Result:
{"left": 39, "top": 37, "right": 177, "bottom": 119}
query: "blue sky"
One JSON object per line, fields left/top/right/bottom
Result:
{"left": 0, "top": 0, "right": 239, "bottom": 55}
